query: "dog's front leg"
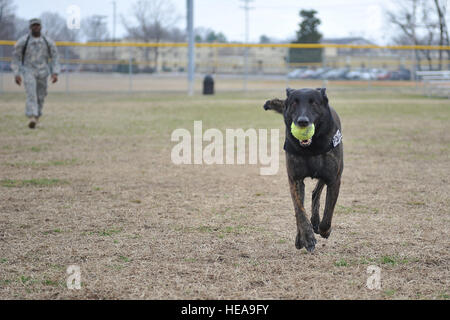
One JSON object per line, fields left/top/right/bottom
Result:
{"left": 311, "top": 179, "right": 325, "bottom": 234}
{"left": 289, "top": 178, "right": 317, "bottom": 252}
{"left": 319, "top": 178, "right": 341, "bottom": 239}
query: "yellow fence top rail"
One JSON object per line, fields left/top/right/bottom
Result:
{"left": 1, "top": 40, "right": 450, "bottom": 50}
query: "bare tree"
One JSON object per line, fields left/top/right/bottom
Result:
{"left": 13, "top": 16, "right": 28, "bottom": 38}
{"left": 40, "top": 11, "right": 79, "bottom": 41}
{"left": 387, "top": 0, "right": 422, "bottom": 70}
{"left": 166, "top": 27, "right": 185, "bottom": 42}
{"left": 82, "top": 15, "right": 109, "bottom": 42}
{"left": 122, "top": 0, "right": 180, "bottom": 72}
{"left": 0, "top": 0, "right": 16, "bottom": 40}
{"left": 387, "top": 0, "right": 450, "bottom": 71}
{"left": 421, "top": 0, "right": 440, "bottom": 69}
{"left": 39, "top": 12, "right": 80, "bottom": 62}
{"left": 82, "top": 15, "right": 111, "bottom": 70}
{"left": 433, "top": 0, "right": 449, "bottom": 69}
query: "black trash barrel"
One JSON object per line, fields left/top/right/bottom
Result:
{"left": 203, "top": 75, "right": 214, "bottom": 95}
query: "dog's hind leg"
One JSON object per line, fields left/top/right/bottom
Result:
{"left": 311, "top": 179, "right": 325, "bottom": 234}
{"left": 319, "top": 178, "right": 341, "bottom": 239}
{"left": 289, "top": 178, "right": 317, "bottom": 252}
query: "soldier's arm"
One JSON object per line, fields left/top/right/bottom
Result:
{"left": 11, "top": 36, "right": 26, "bottom": 77}
{"left": 48, "top": 39, "right": 61, "bottom": 75}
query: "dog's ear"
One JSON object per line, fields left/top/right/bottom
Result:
{"left": 263, "top": 98, "right": 285, "bottom": 114}
{"left": 317, "top": 87, "right": 329, "bottom": 105}
{"left": 286, "top": 88, "right": 295, "bottom": 98}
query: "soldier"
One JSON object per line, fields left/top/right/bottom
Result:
{"left": 11, "top": 18, "right": 60, "bottom": 129}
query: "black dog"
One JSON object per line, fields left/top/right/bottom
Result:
{"left": 263, "top": 88, "right": 343, "bottom": 252}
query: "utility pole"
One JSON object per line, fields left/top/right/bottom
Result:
{"left": 412, "top": 0, "right": 417, "bottom": 81}
{"left": 187, "top": 0, "right": 195, "bottom": 96}
{"left": 240, "top": 0, "right": 253, "bottom": 92}
{"left": 112, "top": 1, "right": 116, "bottom": 58}
{"left": 0, "top": 45, "right": 3, "bottom": 94}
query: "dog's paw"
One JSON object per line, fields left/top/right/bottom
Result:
{"left": 318, "top": 225, "right": 332, "bottom": 239}
{"left": 311, "top": 216, "right": 320, "bottom": 234}
{"left": 295, "top": 231, "right": 317, "bottom": 253}
{"left": 312, "top": 225, "right": 319, "bottom": 234}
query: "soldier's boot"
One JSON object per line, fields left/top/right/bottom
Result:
{"left": 28, "top": 116, "right": 37, "bottom": 129}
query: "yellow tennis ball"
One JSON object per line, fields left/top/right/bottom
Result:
{"left": 291, "top": 122, "right": 315, "bottom": 141}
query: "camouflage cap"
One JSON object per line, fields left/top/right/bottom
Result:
{"left": 29, "top": 18, "right": 42, "bottom": 26}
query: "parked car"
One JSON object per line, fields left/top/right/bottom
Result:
{"left": 287, "top": 68, "right": 307, "bottom": 79}
{"left": 61, "top": 64, "right": 80, "bottom": 73}
{"left": 322, "top": 68, "right": 350, "bottom": 80}
{"left": 298, "top": 68, "right": 319, "bottom": 79}
{"left": 310, "top": 67, "right": 331, "bottom": 79}
{"left": 0, "top": 61, "right": 12, "bottom": 72}
{"left": 376, "top": 69, "right": 391, "bottom": 80}
{"left": 389, "top": 68, "right": 411, "bottom": 80}
{"left": 346, "top": 68, "right": 376, "bottom": 80}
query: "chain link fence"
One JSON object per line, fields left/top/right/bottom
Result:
{"left": 0, "top": 41, "right": 449, "bottom": 94}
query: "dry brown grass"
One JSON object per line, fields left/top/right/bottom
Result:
{"left": 0, "top": 86, "right": 448, "bottom": 300}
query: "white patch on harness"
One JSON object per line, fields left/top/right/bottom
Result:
{"left": 332, "top": 129, "right": 342, "bottom": 147}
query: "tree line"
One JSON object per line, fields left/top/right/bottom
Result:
{"left": 0, "top": 0, "right": 232, "bottom": 71}
{"left": 0, "top": 0, "right": 232, "bottom": 43}
{"left": 290, "top": 1, "right": 449, "bottom": 68}
{"left": 1, "top": 0, "right": 448, "bottom": 69}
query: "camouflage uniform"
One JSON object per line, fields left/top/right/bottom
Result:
{"left": 11, "top": 23, "right": 60, "bottom": 118}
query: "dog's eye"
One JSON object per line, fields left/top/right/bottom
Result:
{"left": 309, "top": 99, "right": 315, "bottom": 105}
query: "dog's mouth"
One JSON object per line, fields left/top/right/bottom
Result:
{"left": 299, "top": 138, "right": 312, "bottom": 147}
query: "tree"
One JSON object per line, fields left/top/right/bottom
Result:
{"left": 388, "top": 0, "right": 424, "bottom": 71}
{"left": 165, "top": 27, "right": 185, "bottom": 42}
{"left": 0, "top": 0, "right": 17, "bottom": 40}
{"left": 39, "top": 12, "right": 79, "bottom": 61}
{"left": 82, "top": 15, "right": 111, "bottom": 70}
{"left": 433, "top": 0, "right": 449, "bottom": 69}
{"left": 289, "top": 10, "right": 323, "bottom": 63}
{"left": 122, "top": 0, "right": 180, "bottom": 72}
{"left": 194, "top": 28, "right": 227, "bottom": 43}
{"left": 387, "top": 0, "right": 449, "bottom": 71}
{"left": 205, "top": 31, "right": 227, "bottom": 43}
{"left": 194, "top": 27, "right": 208, "bottom": 42}
{"left": 13, "top": 16, "right": 28, "bottom": 38}
{"left": 39, "top": 11, "right": 79, "bottom": 41}
{"left": 259, "top": 35, "right": 271, "bottom": 44}
{"left": 82, "top": 15, "right": 109, "bottom": 42}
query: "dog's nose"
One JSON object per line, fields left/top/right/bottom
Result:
{"left": 296, "top": 116, "right": 310, "bottom": 127}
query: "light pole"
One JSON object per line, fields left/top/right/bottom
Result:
{"left": 111, "top": 1, "right": 116, "bottom": 58}
{"left": 240, "top": 0, "right": 253, "bottom": 92}
{"left": 187, "top": 0, "right": 195, "bottom": 96}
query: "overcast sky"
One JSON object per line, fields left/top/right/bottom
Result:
{"left": 11, "top": 0, "right": 440, "bottom": 44}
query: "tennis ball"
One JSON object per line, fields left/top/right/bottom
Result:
{"left": 291, "top": 122, "right": 315, "bottom": 141}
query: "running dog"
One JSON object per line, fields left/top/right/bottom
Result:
{"left": 263, "top": 88, "right": 343, "bottom": 252}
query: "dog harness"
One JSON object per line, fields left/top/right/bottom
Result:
{"left": 284, "top": 128, "right": 342, "bottom": 157}
{"left": 332, "top": 129, "right": 342, "bottom": 148}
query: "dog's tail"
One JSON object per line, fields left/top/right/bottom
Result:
{"left": 263, "top": 98, "right": 285, "bottom": 114}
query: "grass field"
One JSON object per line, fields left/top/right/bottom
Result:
{"left": 0, "top": 84, "right": 449, "bottom": 299}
